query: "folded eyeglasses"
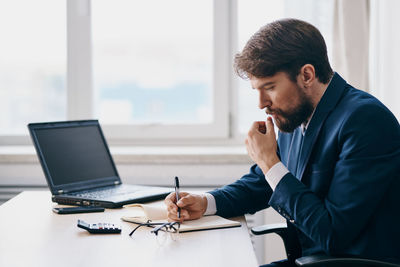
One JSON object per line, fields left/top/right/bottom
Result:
{"left": 129, "top": 220, "right": 181, "bottom": 245}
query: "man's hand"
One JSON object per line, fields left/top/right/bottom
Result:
{"left": 245, "top": 117, "right": 280, "bottom": 174}
{"left": 164, "top": 192, "right": 208, "bottom": 222}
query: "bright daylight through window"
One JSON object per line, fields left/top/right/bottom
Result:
{"left": 92, "top": 0, "right": 213, "bottom": 125}
{"left": 0, "top": 0, "right": 66, "bottom": 135}
{"left": 0, "top": 0, "right": 334, "bottom": 142}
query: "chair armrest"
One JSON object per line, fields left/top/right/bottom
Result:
{"left": 251, "top": 223, "right": 287, "bottom": 235}
{"left": 251, "top": 223, "right": 304, "bottom": 262}
{"left": 295, "top": 255, "right": 400, "bottom": 267}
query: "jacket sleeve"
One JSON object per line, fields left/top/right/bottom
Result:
{"left": 209, "top": 164, "right": 273, "bottom": 218}
{"left": 268, "top": 104, "right": 400, "bottom": 254}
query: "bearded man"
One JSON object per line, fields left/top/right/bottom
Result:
{"left": 165, "top": 18, "right": 400, "bottom": 266}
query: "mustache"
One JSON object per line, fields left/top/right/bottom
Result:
{"left": 265, "top": 107, "right": 279, "bottom": 115}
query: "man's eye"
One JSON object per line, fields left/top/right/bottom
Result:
{"left": 265, "top": 86, "right": 274, "bottom": 91}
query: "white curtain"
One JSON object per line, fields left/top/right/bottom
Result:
{"left": 332, "top": 0, "right": 370, "bottom": 91}
{"left": 284, "top": 0, "right": 399, "bottom": 120}
{"left": 369, "top": 0, "right": 400, "bottom": 120}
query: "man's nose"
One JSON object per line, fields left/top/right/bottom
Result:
{"left": 258, "top": 93, "right": 271, "bottom": 109}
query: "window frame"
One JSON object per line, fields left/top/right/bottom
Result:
{"left": 70, "top": 0, "right": 232, "bottom": 142}
{"left": 0, "top": 0, "right": 243, "bottom": 145}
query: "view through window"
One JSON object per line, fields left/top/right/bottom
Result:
{"left": 0, "top": 0, "right": 335, "bottom": 141}
{"left": 0, "top": 0, "right": 66, "bottom": 135}
{"left": 91, "top": 0, "right": 213, "bottom": 125}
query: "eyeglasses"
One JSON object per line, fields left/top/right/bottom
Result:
{"left": 129, "top": 220, "right": 181, "bottom": 245}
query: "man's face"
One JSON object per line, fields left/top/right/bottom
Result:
{"left": 250, "top": 72, "right": 314, "bottom": 133}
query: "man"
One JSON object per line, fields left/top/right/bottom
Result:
{"left": 165, "top": 19, "right": 400, "bottom": 266}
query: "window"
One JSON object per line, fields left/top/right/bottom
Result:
{"left": 92, "top": 0, "right": 213, "bottom": 125}
{"left": 0, "top": 0, "right": 66, "bottom": 136}
{"left": 68, "top": 0, "right": 230, "bottom": 140}
{"left": 1, "top": 0, "right": 335, "bottom": 144}
{"left": 236, "top": 0, "right": 285, "bottom": 134}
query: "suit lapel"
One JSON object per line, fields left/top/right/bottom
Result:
{"left": 296, "top": 73, "right": 347, "bottom": 180}
{"left": 287, "top": 128, "right": 303, "bottom": 176}
{"left": 296, "top": 109, "right": 330, "bottom": 179}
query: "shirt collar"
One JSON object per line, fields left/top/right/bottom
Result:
{"left": 300, "top": 108, "right": 315, "bottom": 135}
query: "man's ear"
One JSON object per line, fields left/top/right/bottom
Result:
{"left": 300, "top": 64, "right": 316, "bottom": 88}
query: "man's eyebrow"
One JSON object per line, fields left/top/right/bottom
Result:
{"left": 253, "top": 81, "right": 275, "bottom": 89}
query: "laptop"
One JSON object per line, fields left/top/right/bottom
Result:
{"left": 28, "top": 120, "right": 172, "bottom": 208}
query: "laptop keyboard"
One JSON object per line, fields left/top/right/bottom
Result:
{"left": 70, "top": 186, "right": 140, "bottom": 200}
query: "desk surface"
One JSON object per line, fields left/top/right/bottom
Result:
{"left": 0, "top": 191, "right": 259, "bottom": 267}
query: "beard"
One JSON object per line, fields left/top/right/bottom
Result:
{"left": 266, "top": 88, "right": 314, "bottom": 133}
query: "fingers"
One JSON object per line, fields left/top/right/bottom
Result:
{"left": 165, "top": 191, "right": 189, "bottom": 210}
{"left": 248, "top": 119, "right": 275, "bottom": 136}
{"left": 166, "top": 203, "right": 190, "bottom": 222}
{"left": 164, "top": 192, "right": 176, "bottom": 204}
{"left": 249, "top": 121, "right": 267, "bottom": 135}
{"left": 164, "top": 192, "right": 177, "bottom": 212}
{"left": 167, "top": 208, "right": 189, "bottom": 222}
{"left": 249, "top": 121, "right": 261, "bottom": 131}
{"left": 265, "top": 117, "right": 276, "bottom": 139}
{"left": 258, "top": 121, "right": 266, "bottom": 134}
{"left": 166, "top": 193, "right": 207, "bottom": 222}
{"left": 176, "top": 194, "right": 197, "bottom": 208}
{"left": 265, "top": 116, "right": 274, "bottom": 131}
{"left": 165, "top": 191, "right": 189, "bottom": 205}
{"left": 166, "top": 200, "right": 183, "bottom": 222}
{"left": 165, "top": 191, "right": 192, "bottom": 222}
{"left": 247, "top": 121, "right": 265, "bottom": 151}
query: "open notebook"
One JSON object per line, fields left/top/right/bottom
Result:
{"left": 121, "top": 202, "right": 241, "bottom": 233}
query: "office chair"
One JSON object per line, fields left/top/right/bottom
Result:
{"left": 251, "top": 223, "right": 400, "bottom": 267}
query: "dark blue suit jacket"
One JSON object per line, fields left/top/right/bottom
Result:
{"left": 210, "top": 73, "right": 400, "bottom": 262}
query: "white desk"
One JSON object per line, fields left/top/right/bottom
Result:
{"left": 0, "top": 191, "right": 259, "bottom": 267}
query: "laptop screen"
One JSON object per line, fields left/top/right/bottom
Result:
{"left": 33, "top": 124, "right": 118, "bottom": 186}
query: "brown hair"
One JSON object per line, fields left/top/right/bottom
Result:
{"left": 234, "top": 18, "right": 333, "bottom": 84}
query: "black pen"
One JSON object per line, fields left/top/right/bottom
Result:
{"left": 175, "top": 176, "right": 181, "bottom": 219}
